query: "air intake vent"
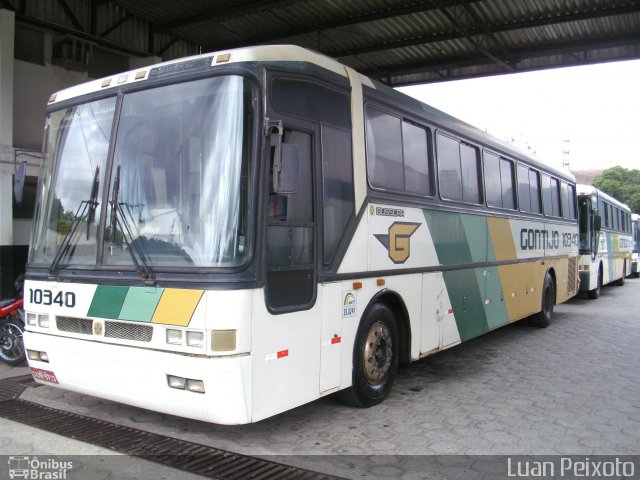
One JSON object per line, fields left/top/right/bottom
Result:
{"left": 105, "top": 321, "right": 153, "bottom": 342}
{"left": 57, "top": 316, "right": 93, "bottom": 335}
{"left": 56, "top": 317, "right": 153, "bottom": 343}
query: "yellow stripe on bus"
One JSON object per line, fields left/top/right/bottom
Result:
{"left": 151, "top": 289, "right": 204, "bottom": 326}
{"left": 487, "top": 217, "right": 520, "bottom": 322}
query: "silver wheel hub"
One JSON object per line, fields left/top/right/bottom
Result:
{"left": 363, "top": 321, "right": 393, "bottom": 385}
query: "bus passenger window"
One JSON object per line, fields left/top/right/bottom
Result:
{"left": 402, "top": 122, "right": 431, "bottom": 196}
{"left": 500, "top": 158, "right": 515, "bottom": 209}
{"left": 529, "top": 170, "right": 541, "bottom": 213}
{"left": 484, "top": 152, "right": 502, "bottom": 207}
{"left": 460, "top": 144, "right": 481, "bottom": 203}
{"left": 517, "top": 165, "right": 531, "bottom": 212}
{"left": 365, "top": 107, "right": 403, "bottom": 191}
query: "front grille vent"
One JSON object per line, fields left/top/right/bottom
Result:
{"left": 105, "top": 321, "right": 153, "bottom": 342}
{"left": 57, "top": 316, "right": 92, "bottom": 335}
{"left": 56, "top": 316, "right": 153, "bottom": 343}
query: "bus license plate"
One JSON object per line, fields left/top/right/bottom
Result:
{"left": 31, "top": 367, "right": 59, "bottom": 384}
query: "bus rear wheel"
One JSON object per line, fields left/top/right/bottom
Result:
{"left": 337, "top": 303, "right": 399, "bottom": 408}
{"left": 529, "top": 273, "right": 554, "bottom": 328}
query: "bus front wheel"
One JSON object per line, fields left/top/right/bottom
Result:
{"left": 337, "top": 303, "right": 399, "bottom": 408}
{"left": 615, "top": 261, "right": 626, "bottom": 286}
{"left": 587, "top": 267, "right": 602, "bottom": 299}
{"left": 529, "top": 273, "right": 554, "bottom": 328}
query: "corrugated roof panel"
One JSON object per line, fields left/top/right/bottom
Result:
{"left": 15, "top": 0, "right": 640, "bottom": 84}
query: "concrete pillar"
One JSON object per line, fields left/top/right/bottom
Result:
{"left": 0, "top": 9, "right": 15, "bottom": 297}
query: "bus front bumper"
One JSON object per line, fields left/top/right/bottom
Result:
{"left": 24, "top": 331, "right": 253, "bottom": 425}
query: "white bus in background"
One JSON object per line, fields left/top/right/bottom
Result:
{"left": 631, "top": 213, "right": 639, "bottom": 278}
{"left": 577, "top": 185, "right": 633, "bottom": 298}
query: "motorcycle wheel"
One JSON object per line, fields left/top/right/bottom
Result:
{"left": 0, "top": 316, "right": 26, "bottom": 366}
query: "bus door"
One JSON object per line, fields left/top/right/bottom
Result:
{"left": 265, "top": 123, "right": 317, "bottom": 312}
{"left": 265, "top": 74, "right": 353, "bottom": 393}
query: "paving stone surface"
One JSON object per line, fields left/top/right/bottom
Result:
{"left": 3, "top": 278, "right": 639, "bottom": 479}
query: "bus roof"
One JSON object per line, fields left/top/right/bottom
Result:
{"left": 47, "top": 44, "right": 573, "bottom": 182}
{"left": 577, "top": 184, "right": 632, "bottom": 212}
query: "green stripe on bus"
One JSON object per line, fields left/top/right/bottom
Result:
{"left": 460, "top": 214, "right": 489, "bottom": 263}
{"left": 443, "top": 269, "right": 489, "bottom": 341}
{"left": 424, "top": 210, "right": 473, "bottom": 265}
{"left": 424, "top": 210, "right": 489, "bottom": 340}
{"left": 87, "top": 285, "right": 129, "bottom": 319}
{"left": 118, "top": 287, "right": 164, "bottom": 322}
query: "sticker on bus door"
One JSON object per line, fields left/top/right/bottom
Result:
{"left": 342, "top": 291, "right": 357, "bottom": 317}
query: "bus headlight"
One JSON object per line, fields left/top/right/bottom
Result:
{"left": 27, "top": 350, "right": 49, "bottom": 362}
{"left": 27, "top": 313, "right": 37, "bottom": 326}
{"left": 167, "top": 375, "right": 185, "bottom": 389}
{"left": 187, "top": 379, "right": 205, "bottom": 393}
{"left": 186, "top": 331, "right": 204, "bottom": 348}
{"left": 38, "top": 314, "right": 50, "bottom": 328}
{"left": 166, "top": 329, "right": 182, "bottom": 345}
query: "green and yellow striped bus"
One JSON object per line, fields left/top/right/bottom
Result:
{"left": 24, "top": 45, "right": 578, "bottom": 424}
{"left": 577, "top": 185, "right": 633, "bottom": 297}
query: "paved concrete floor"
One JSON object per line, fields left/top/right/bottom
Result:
{"left": 2, "top": 277, "right": 639, "bottom": 479}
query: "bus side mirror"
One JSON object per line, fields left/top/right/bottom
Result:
{"left": 268, "top": 120, "right": 299, "bottom": 194}
{"left": 594, "top": 215, "right": 602, "bottom": 231}
{"left": 273, "top": 143, "right": 300, "bottom": 194}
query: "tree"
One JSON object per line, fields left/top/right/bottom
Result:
{"left": 592, "top": 166, "right": 640, "bottom": 213}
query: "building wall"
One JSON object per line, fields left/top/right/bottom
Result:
{"left": 1, "top": 6, "right": 163, "bottom": 297}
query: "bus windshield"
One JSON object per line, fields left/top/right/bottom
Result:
{"left": 30, "top": 75, "right": 254, "bottom": 270}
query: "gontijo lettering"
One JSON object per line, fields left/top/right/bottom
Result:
{"left": 520, "top": 228, "right": 578, "bottom": 250}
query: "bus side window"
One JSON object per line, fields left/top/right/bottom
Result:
{"left": 529, "top": 169, "right": 541, "bottom": 213}
{"left": 517, "top": 164, "right": 531, "bottom": 212}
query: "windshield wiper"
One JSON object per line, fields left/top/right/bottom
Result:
{"left": 108, "top": 166, "right": 155, "bottom": 283}
{"left": 49, "top": 166, "right": 100, "bottom": 276}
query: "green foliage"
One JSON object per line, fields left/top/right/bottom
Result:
{"left": 592, "top": 166, "right": 640, "bottom": 213}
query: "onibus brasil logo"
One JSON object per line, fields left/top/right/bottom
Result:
{"left": 375, "top": 222, "right": 421, "bottom": 264}
{"left": 8, "top": 456, "right": 73, "bottom": 479}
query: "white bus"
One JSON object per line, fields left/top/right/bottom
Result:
{"left": 577, "top": 185, "right": 633, "bottom": 298}
{"left": 24, "top": 45, "right": 579, "bottom": 424}
{"left": 631, "top": 213, "right": 639, "bottom": 278}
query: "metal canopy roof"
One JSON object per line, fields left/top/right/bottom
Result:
{"left": 106, "top": 0, "right": 640, "bottom": 85}
{"left": 14, "top": 0, "right": 640, "bottom": 86}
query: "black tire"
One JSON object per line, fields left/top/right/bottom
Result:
{"left": 529, "top": 273, "right": 554, "bottom": 328}
{"left": 615, "top": 261, "right": 626, "bottom": 286}
{"left": 0, "top": 317, "right": 26, "bottom": 366}
{"left": 587, "top": 266, "right": 602, "bottom": 300}
{"left": 337, "top": 303, "right": 399, "bottom": 408}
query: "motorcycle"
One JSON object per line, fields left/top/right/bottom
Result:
{"left": 0, "top": 275, "right": 25, "bottom": 366}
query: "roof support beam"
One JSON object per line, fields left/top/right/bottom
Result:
{"left": 326, "top": 4, "right": 640, "bottom": 59}
{"left": 100, "top": 13, "right": 132, "bottom": 38}
{"left": 159, "top": 0, "right": 294, "bottom": 29}
{"left": 56, "top": 0, "right": 84, "bottom": 32}
{"left": 434, "top": 0, "right": 513, "bottom": 71}
{"left": 156, "top": 36, "right": 179, "bottom": 56}
{"left": 201, "top": 0, "right": 479, "bottom": 51}
{"left": 367, "top": 32, "right": 640, "bottom": 83}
